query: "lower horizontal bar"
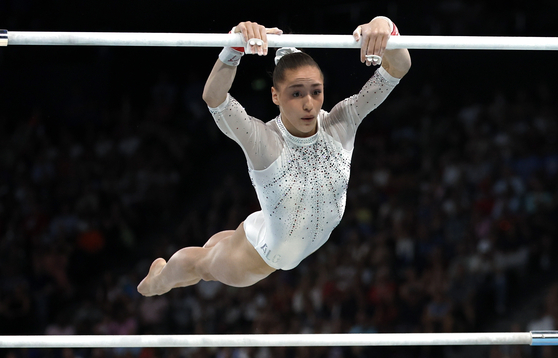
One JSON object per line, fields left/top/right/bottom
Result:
{"left": 2, "top": 31, "right": 558, "bottom": 50}
{"left": 1, "top": 332, "right": 553, "bottom": 348}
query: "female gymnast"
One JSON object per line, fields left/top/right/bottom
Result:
{"left": 138, "top": 17, "right": 411, "bottom": 296}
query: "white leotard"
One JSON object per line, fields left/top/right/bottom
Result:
{"left": 209, "top": 67, "right": 400, "bottom": 270}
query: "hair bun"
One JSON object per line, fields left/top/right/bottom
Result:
{"left": 274, "top": 47, "right": 302, "bottom": 65}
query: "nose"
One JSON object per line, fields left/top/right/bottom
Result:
{"left": 302, "top": 94, "right": 313, "bottom": 112}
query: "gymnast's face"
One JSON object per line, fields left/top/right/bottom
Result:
{"left": 271, "top": 65, "right": 324, "bottom": 138}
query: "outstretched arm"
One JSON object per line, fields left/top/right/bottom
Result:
{"left": 353, "top": 16, "right": 411, "bottom": 79}
{"left": 202, "top": 22, "right": 283, "bottom": 108}
{"left": 202, "top": 59, "right": 237, "bottom": 108}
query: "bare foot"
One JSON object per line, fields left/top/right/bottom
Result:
{"left": 137, "top": 258, "right": 168, "bottom": 296}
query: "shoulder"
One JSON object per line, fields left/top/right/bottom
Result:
{"left": 322, "top": 99, "right": 354, "bottom": 126}
{"left": 264, "top": 117, "right": 283, "bottom": 136}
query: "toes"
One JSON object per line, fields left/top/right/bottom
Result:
{"left": 137, "top": 258, "right": 167, "bottom": 296}
{"left": 149, "top": 258, "right": 167, "bottom": 275}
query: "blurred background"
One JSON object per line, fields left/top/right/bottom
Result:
{"left": 1, "top": 1, "right": 558, "bottom": 357}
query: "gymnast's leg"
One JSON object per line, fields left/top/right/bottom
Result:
{"left": 137, "top": 222, "right": 276, "bottom": 296}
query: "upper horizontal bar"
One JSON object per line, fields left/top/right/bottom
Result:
{"left": 2, "top": 332, "right": 556, "bottom": 348}
{"left": 2, "top": 31, "right": 558, "bottom": 50}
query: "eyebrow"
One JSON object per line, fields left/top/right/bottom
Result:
{"left": 287, "top": 83, "right": 323, "bottom": 89}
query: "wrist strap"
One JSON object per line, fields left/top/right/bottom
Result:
{"left": 219, "top": 27, "right": 245, "bottom": 66}
{"left": 220, "top": 25, "right": 267, "bottom": 64}
{"left": 373, "top": 16, "right": 400, "bottom": 36}
{"left": 219, "top": 47, "right": 244, "bottom": 66}
{"left": 229, "top": 27, "right": 245, "bottom": 52}
{"left": 391, "top": 22, "right": 400, "bottom": 36}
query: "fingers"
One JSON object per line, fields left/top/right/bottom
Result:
{"left": 362, "top": 30, "right": 389, "bottom": 66}
{"left": 233, "top": 23, "right": 248, "bottom": 42}
{"left": 234, "top": 21, "right": 258, "bottom": 54}
{"left": 356, "top": 20, "right": 391, "bottom": 66}
{"left": 266, "top": 27, "right": 284, "bottom": 35}
{"left": 243, "top": 21, "right": 259, "bottom": 54}
{"left": 258, "top": 25, "right": 267, "bottom": 56}
{"left": 265, "top": 27, "right": 283, "bottom": 55}
{"left": 235, "top": 22, "right": 283, "bottom": 56}
{"left": 352, "top": 26, "right": 362, "bottom": 42}
{"left": 353, "top": 26, "right": 368, "bottom": 64}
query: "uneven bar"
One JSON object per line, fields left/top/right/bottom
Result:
{"left": 3, "top": 31, "right": 558, "bottom": 50}
{"left": 2, "top": 332, "right": 556, "bottom": 348}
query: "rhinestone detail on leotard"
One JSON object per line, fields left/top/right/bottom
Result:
{"left": 208, "top": 67, "right": 400, "bottom": 270}
{"left": 251, "top": 115, "right": 351, "bottom": 245}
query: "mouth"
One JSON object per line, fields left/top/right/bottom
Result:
{"left": 301, "top": 116, "right": 315, "bottom": 121}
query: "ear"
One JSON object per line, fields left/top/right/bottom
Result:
{"left": 271, "top": 87, "right": 280, "bottom": 106}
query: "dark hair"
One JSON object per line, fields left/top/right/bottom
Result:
{"left": 272, "top": 51, "right": 323, "bottom": 89}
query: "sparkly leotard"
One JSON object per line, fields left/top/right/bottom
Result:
{"left": 209, "top": 67, "right": 400, "bottom": 270}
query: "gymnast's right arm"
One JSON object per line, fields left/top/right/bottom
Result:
{"left": 202, "top": 60, "right": 236, "bottom": 108}
{"left": 202, "top": 22, "right": 282, "bottom": 108}
{"left": 202, "top": 22, "right": 284, "bottom": 171}
{"left": 202, "top": 47, "right": 238, "bottom": 108}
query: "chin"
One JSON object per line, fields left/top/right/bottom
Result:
{"left": 299, "top": 125, "right": 317, "bottom": 136}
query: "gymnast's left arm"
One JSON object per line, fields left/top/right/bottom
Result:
{"left": 353, "top": 16, "right": 411, "bottom": 79}
{"left": 323, "top": 17, "right": 410, "bottom": 138}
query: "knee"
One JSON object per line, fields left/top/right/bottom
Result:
{"left": 203, "top": 230, "right": 234, "bottom": 248}
{"left": 171, "top": 247, "right": 215, "bottom": 282}
{"left": 193, "top": 253, "right": 216, "bottom": 282}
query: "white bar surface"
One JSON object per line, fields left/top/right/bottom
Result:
{"left": 4, "top": 32, "right": 558, "bottom": 50}
{"left": 0, "top": 333, "right": 536, "bottom": 348}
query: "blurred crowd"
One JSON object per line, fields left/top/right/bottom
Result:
{"left": 2, "top": 1, "right": 558, "bottom": 358}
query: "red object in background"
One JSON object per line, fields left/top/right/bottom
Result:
{"left": 77, "top": 229, "right": 105, "bottom": 253}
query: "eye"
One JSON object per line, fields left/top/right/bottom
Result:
{"left": 292, "top": 92, "right": 300, "bottom": 98}
{"left": 313, "top": 90, "right": 322, "bottom": 95}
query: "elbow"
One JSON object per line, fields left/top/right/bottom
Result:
{"left": 399, "top": 56, "right": 412, "bottom": 77}
{"left": 202, "top": 85, "right": 212, "bottom": 106}
{"left": 383, "top": 50, "right": 411, "bottom": 79}
{"left": 393, "top": 50, "right": 412, "bottom": 78}
{"left": 202, "top": 87, "right": 222, "bottom": 108}
{"left": 202, "top": 89, "right": 211, "bottom": 106}
{"left": 404, "top": 53, "right": 412, "bottom": 72}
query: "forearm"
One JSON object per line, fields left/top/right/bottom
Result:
{"left": 382, "top": 48, "right": 411, "bottom": 79}
{"left": 352, "top": 67, "right": 400, "bottom": 120}
{"left": 202, "top": 59, "right": 237, "bottom": 108}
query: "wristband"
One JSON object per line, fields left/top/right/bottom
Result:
{"left": 218, "top": 27, "right": 245, "bottom": 66}
{"left": 219, "top": 46, "right": 244, "bottom": 66}
{"left": 391, "top": 22, "right": 400, "bottom": 36}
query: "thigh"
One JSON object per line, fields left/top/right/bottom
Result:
{"left": 203, "top": 230, "right": 235, "bottom": 248}
{"left": 227, "top": 222, "right": 276, "bottom": 275}
{"left": 201, "top": 222, "right": 276, "bottom": 287}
